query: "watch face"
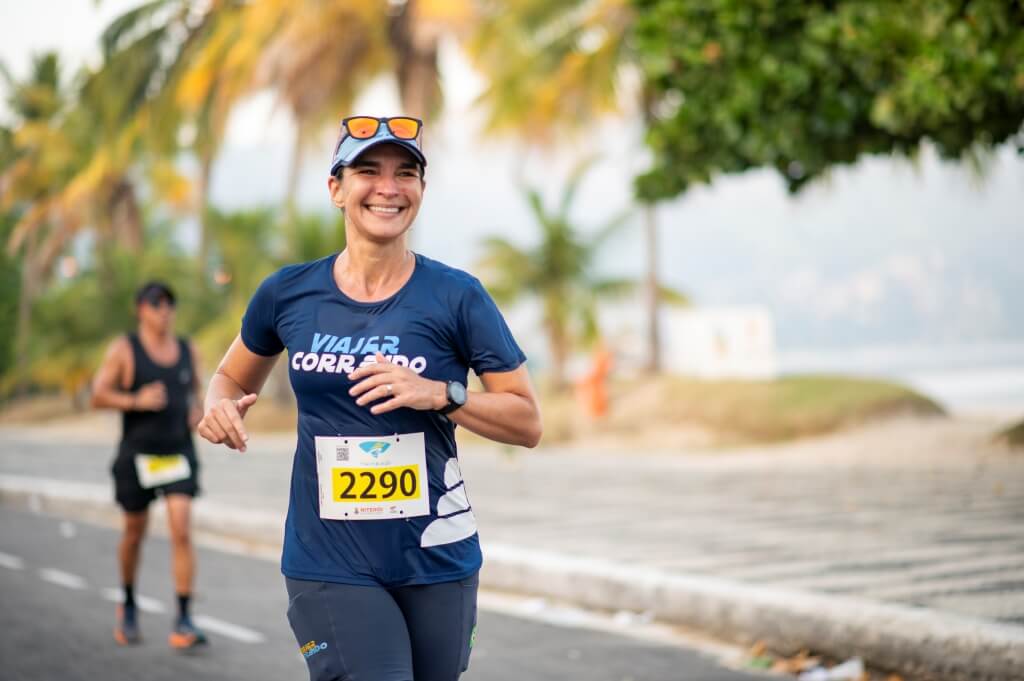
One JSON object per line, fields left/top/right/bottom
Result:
{"left": 449, "top": 381, "right": 468, "bottom": 405}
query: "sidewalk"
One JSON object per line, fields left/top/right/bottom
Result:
{"left": 1, "top": 413, "right": 1022, "bottom": 680}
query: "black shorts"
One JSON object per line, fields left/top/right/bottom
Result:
{"left": 111, "top": 445, "right": 200, "bottom": 513}
{"left": 286, "top": 573, "right": 478, "bottom": 681}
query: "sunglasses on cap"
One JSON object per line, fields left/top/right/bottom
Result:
{"left": 341, "top": 116, "right": 422, "bottom": 141}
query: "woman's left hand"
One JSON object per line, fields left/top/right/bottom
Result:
{"left": 348, "top": 352, "right": 446, "bottom": 415}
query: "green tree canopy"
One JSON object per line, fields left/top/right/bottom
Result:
{"left": 633, "top": 0, "right": 1024, "bottom": 200}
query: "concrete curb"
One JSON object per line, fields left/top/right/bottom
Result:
{"left": 2, "top": 475, "right": 1022, "bottom": 681}
{"left": 480, "top": 545, "right": 1024, "bottom": 681}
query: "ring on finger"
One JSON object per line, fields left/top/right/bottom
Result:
{"left": 386, "top": 384, "right": 393, "bottom": 396}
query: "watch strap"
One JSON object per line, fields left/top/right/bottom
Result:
{"left": 438, "top": 380, "right": 465, "bottom": 415}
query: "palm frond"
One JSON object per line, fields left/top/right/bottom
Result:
{"left": 559, "top": 154, "right": 599, "bottom": 218}
{"left": 477, "top": 235, "right": 537, "bottom": 304}
{"left": 0, "top": 59, "right": 14, "bottom": 91}
{"left": 101, "top": 0, "right": 175, "bottom": 58}
{"left": 590, "top": 277, "right": 637, "bottom": 298}
{"left": 659, "top": 285, "right": 690, "bottom": 306}
{"left": 589, "top": 207, "right": 633, "bottom": 251}
{"left": 523, "top": 186, "right": 548, "bottom": 225}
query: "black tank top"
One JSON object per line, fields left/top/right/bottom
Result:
{"left": 120, "top": 333, "right": 195, "bottom": 453}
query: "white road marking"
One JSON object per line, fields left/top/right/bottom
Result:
{"left": 100, "top": 587, "right": 166, "bottom": 613}
{"left": 192, "top": 614, "right": 266, "bottom": 644}
{"left": 0, "top": 551, "right": 25, "bottom": 570}
{"left": 38, "top": 568, "right": 88, "bottom": 590}
{"left": 99, "top": 588, "right": 262, "bottom": 643}
{"left": 100, "top": 587, "right": 121, "bottom": 603}
{"left": 59, "top": 521, "right": 76, "bottom": 538}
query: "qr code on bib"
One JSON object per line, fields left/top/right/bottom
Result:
{"left": 336, "top": 445, "right": 349, "bottom": 462}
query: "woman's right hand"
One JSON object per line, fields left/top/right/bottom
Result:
{"left": 197, "top": 394, "right": 258, "bottom": 452}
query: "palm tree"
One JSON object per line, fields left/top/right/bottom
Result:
{"left": 98, "top": 0, "right": 470, "bottom": 247}
{"left": 7, "top": 0, "right": 220, "bottom": 273}
{"left": 466, "top": 0, "right": 669, "bottom": 373}
{"left": 246, "top": 0, "right": 391, "bottom": 214}
{"left": 477, "top": 161, "right": 635, "bottom": 390}
{"left": 0, "top": 53, "right": 76, "bottom": 374}
{"left": 1, "top": 29, "right": 205, "bottom": 372}
{"left": 99, "top": 0, "right": 250, "bottom": 271}
{"left": 386, "top": 0, "right": 477, "bottom": 119}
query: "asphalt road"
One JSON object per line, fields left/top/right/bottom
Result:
{"left": 0, "top": 507, "right": 768, "bottom": 681}
{"left": 5, "top": 417, "right": 1023, "bottom": 626}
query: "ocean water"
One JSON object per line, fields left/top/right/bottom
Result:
{"left": 777, "top": 341, "right": 1024, "bottom": 416}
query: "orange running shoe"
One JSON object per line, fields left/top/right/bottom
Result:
{"left": 168, "top": 616, "right": 208, "bottom": 650}
{"left": 114, "top": 604, "right": 141, "bottom": 645}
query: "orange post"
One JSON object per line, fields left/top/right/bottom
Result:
{"left": 577, "top": 344, "right": 612, "bottom": 419}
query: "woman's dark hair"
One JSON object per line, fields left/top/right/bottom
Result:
{"left": 334, "top": 162, "right": 425, "bottom": 182}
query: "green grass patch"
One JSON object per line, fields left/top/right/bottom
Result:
{"left": 537, "top": 373, "right": 945, "bottom": 447}
{"left": 997, "top": 419, "right": 1024, "bottom": 448}
{"left": 1, "top": 370, "right": 945, "bottom": 449}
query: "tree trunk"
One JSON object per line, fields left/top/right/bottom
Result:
{"left": 268, "top": 120, "right": 307, "bottom": 407}
{"left": 285, "top": 122, "right": 305, "bottom": 218}
{"left": 388, "top": 0, "right": 442, "bottom": 120}
{"left": 13, "top": 232, "right": 39, "bottom": 393}
{"left": 640, "top": 91, "right": 662, "bottom": 374}
{"left": 387, "top": 0, "right": 442, "bottom": 252}
{"left": 197, "top": 148, "right": 214, "bottom": 274}
{"left": 642, "top": 203, "right": 661, "bottom": 374}
{"left": 544, "top": 312, "right": 570, "bottom": 392}
{"left": 109, "top": 179, "right": 143, "bottom": 253}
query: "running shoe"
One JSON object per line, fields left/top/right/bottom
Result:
{"left": 114, "top": 603, "right": 141, "bottom": 645}
{"left": 168, "top": 615, "right": 208, "bottom": 650}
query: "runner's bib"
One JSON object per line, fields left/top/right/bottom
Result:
{"left": 134, "top": 453, "right": 191, "bottom": 489}
{"left": 314, "top": 433, "right": 428, "bottom": 521}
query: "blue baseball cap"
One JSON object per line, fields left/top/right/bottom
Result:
{"left": 329, "top": 118, "right": 427, "bottom": 177}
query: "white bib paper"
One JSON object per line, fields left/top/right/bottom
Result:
{"left": 314, "top": 433, "right": 429, "bottom": 521}
{"left": 135, "top": 453, "right": 191, "bottom": 489}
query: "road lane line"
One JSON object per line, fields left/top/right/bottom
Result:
{"left": 38, "top": 568, "right": 87, "bottom": 590}
{"left": 0, "top": 551, "right": 25, "bottom": 569}
{"left": 100, "top": 587, "right": 167, "bottom": 613}
{"left": 193, "top": 614, "right": 266, "bottom": 644}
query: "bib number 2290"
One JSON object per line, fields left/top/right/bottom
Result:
{"left": 314, "top": 433, "right": 429, "bottom": 520}
{"left": 333, "top": 465, "right": 419, "bottom": 501}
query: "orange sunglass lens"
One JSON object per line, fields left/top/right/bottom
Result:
{"left": 346, "top": 117, "right": 380, "bottom": 139}
{"left": 387, "top": 118, "right": 420, "bottom": 139}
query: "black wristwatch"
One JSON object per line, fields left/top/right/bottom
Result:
{"left": 439, "top": 380, "right": 467, "bottom": 415}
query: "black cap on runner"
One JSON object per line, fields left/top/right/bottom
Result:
{"left": 135, "top": 281, "right": 176, "bottom": 306}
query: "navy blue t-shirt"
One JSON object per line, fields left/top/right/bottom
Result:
{"left": 241, "top": 253, "right": 525, "bottom": 586}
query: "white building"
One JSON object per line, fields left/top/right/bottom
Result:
{"left": 499, "top": 298, "right": 778, "bottom": 381}
{"left": 598, "top": 303, "right": 778, "bottom": 379}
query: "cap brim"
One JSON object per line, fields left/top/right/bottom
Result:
{"left": 330, "top": 136, "right": 427, "bottom": 176}
{"left": 135, "top": 282, "right": 176, "bottom": 305}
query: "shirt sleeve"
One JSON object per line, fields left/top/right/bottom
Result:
{"left": 240, "top": 272, "right": 285, "bottom": 356}
{"left": 457, "top": 278, "right": 527, "bottom": 375}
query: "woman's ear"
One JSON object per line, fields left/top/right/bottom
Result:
{"left": 327, "top": 174, "right": 346, "bottom": 209}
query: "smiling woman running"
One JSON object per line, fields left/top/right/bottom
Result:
{"left": 197, "top": 115, "right": 542, "bottom": 681}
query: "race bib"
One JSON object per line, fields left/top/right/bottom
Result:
{"left": 314, "top": 433, "right": 428, "bottom": 521}
{"left": 135, "top": 453, "right": 191, "bottom": 489}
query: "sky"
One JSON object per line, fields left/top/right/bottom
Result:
{"left": 3, "top": 1, "right": 1024, "bottom": 359}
